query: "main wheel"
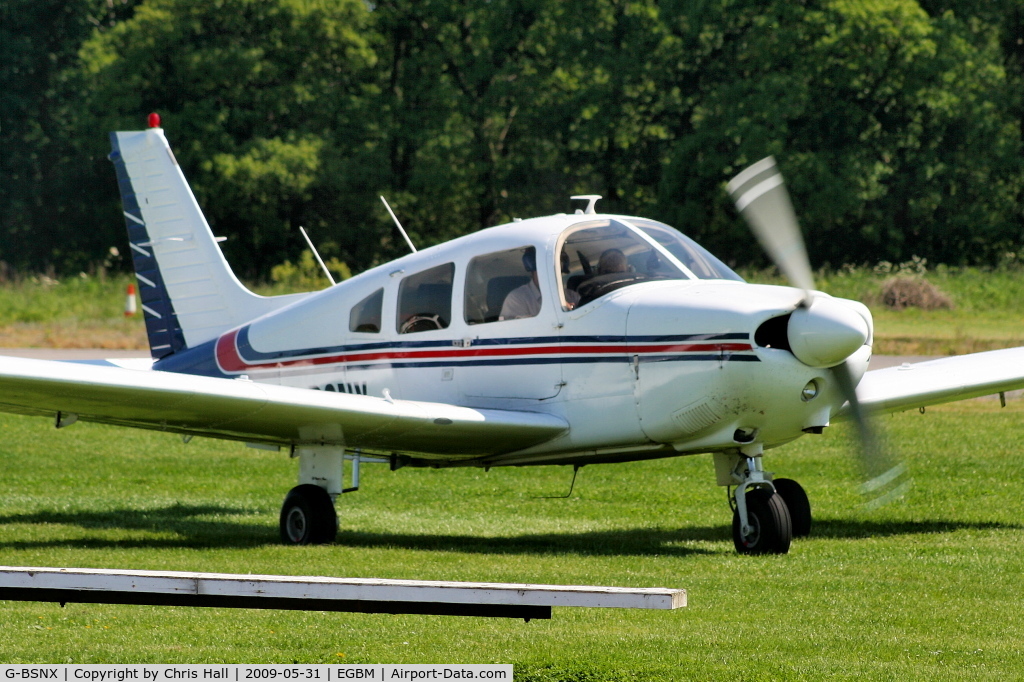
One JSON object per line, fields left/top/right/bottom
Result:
{"left": 773, "top": 478, "right": 811, "bottom": 538}
{"left": 732, "top": 489, "right": 792, "bottom": 555}
{"left": 280, "top": 484, "right": 337, "bottom": 545}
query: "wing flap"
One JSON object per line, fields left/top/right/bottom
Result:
{"left": 0, "top": 356, "right": 567, "bottom": 458}
{"left": 840, "top": 348, "right": 1024, "bottom": 418}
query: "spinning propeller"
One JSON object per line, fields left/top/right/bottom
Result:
{"left": 727, "top": 157, "right": 911, "bottom": 507}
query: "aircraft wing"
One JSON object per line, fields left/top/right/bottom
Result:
{"left": 838, "top": 347, "right": 1024, "bottom": 418}
{"left": 0, "top": 355, "right": 568, "bottom": 459}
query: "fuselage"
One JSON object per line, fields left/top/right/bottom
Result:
{"left": 156, "top": 212, "right": 872, "bottom": 466}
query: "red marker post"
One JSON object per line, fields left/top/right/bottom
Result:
{"left": 125, "top": 283, "right": 137, "bottom": 317}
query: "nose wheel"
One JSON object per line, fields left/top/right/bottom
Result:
{"left": 727, "top": 451, "right": 809, "bottom": 554}
{"left": 732, "top": 488, "right": 792, "bottom": 554}
{"left": 772, "top": 477, "right": 811, "bottom": 538}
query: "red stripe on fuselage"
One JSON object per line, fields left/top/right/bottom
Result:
{"left": 215, "top": 328, "right": 248, "bottom": 373}
{"left": 214, "top": 328, "right": 752, "bottom": 374}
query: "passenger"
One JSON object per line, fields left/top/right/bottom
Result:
{"left": 501, "top": 248, "right": 580, "bottom": 319}
{"left": 499, "top": 249, "right": 542, "bottom": 320}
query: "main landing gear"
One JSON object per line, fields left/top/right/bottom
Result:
{"left": 278, "top": 445, "right": 361, "bottom": 545}
{"left": 719, "top": 447, "right": 812, "bottom": 555}
{"left": 280, "top": 484, "right": 337, "bottom": 544}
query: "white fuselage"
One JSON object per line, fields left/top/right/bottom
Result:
{"left": 198, "top": 213, "right": 871, "bottom": 466}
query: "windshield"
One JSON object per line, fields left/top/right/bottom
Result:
{"left": 557, "top": 219, "right": 743, "bottom": 308}
{"left": 558, "top": 220, "right": 689, "bottom": 308}
{"left": 629, "top": 219, "right": 744, "bottom": 282}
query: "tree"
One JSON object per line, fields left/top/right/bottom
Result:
{"left": 68, "top": 0, "right": 379, "bottom": 278}
{"left": 370, "top": 0, "right": 560, "bottom": 248}
{"left": 2, "top": 0, "right": 1021, "bottom": 277}
{"left": 655, "top": 0, "right": 1023, "bottom": 268}
{"left": 0, "top": 0, "right": 141, "bottom": 272}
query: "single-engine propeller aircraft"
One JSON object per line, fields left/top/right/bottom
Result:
{"left": 2, "top": 120, "right": 1023, "bottom": 554}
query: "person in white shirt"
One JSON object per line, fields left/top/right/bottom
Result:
{"left": 500, "top": 249, "right": 543, "bottom": 320}
{"left": 500, "top": 248, "right": 581, "bottom": 319}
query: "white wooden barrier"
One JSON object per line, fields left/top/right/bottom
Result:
{"left": 0, "top": 566, "right": 686, "bottom": 620}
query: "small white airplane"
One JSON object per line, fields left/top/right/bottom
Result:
{"left": 2, "top": 120, "right": 1023, "bottom": 555}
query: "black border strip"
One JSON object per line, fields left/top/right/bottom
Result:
{"left": 0, "top": 587, "right": 550, "bottom": 620}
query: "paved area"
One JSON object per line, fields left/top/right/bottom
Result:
{"left": 0, "top": 348, "right": 149, "bottom": 360}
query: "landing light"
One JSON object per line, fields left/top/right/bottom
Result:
{"left": 801, "top": 379, "right": 820, "bottom": 402}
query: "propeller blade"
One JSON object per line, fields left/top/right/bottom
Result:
{"left": 832, "top": 361, "right": 912, "bottom": 508}
{"left": 728, "top": 157, "right": 910, "bottom": 506}
{"left": 726, "top": 157, "right": 815, "bottom": 301}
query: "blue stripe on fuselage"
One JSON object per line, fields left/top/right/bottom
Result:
{"left": 153, "top": 326, "right": 758, "bottom": 379}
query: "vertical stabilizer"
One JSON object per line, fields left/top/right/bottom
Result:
{"left": 109, "top": 127, "right": 307, "bottom": 359}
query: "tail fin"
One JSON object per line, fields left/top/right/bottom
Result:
{"left": 109, "top": 126, "right": 307, "bottom": 359}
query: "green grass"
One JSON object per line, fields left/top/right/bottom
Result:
{"left": 0, "top": 274, "right": 147, "bottom": 349}
{"left": 2, "top": 396, "right": 1023, "bottom": 678}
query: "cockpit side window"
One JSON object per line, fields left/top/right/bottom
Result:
{"left": 464, "top": 246, "right": 539, "bottom": 324}
{"left": 349, "top": 288, "right": 383, "bottom": 333}
{"left": 558, "top": 220, "right": 689, "bottom": 308}
{"left": 397, "top": 263, "right": 455, "bottom": 334}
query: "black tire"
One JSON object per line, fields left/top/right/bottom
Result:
{"left": 279, "top": 484, "right": 337, "bottom": 545}
{"left": 773, "top": 478, "right": 811, "bottom": 538}
{"left": 732, "top": 489, "right": 793, "bottom": 555}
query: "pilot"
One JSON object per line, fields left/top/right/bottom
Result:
{"left": 560, "top": 250, "right": 581, "bottom": 310}
{"left": 597, "top": 248, "right": 628, "bottom": 275}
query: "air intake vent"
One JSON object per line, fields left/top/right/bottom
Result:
{"left": 672, "top": 398, "right": 723, "bottom": 435}
{"left": 755, "top": 313, "right": 792, "bottom": 351}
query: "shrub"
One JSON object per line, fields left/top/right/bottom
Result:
{"left": 879, "top": 276, "right": 954, "bottom": 311}
{"left": 269, "top": 251, "right": 351, "bottom": 292}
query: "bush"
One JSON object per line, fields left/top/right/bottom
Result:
{"left": 879, "top": 276, "right": 954, "bottom": 311}
{"left": 269, "top": 251, "right": 351, "bottom": 292}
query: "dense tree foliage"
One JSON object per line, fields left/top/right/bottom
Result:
{"left": 1, "top": 0, "right": 1021, "bottom": 277}
{"left": 0, "top": 0, "right": 142, "bottom": 272}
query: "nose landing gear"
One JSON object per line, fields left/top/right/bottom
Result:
{"left": 722, "top": 448, "right": 810, "bottom": 554}
{"left": 732, "top": 487, "right": 791, "bottom": 554}
{"left": 772, "top": 477, "right": 811, "bottom": 538}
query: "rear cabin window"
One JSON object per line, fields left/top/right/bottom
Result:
{"left": 349, "top": 288, "right": 383, "bottom": 333}
{"left": 464, "top": 246, "right": 538, "bottom": 324}
{"left": 397, "top": 263, "right": 455, "bottom": 334}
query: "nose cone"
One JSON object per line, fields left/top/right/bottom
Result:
{"left": 788, "top": 298, "right": 869, "bottom": 368}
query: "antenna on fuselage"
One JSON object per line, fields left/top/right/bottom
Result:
{"left": 380, "top": 196, "right": 418, "bottom": 254}
{"left": 570, "top": 194, "right": 602, "bottom": 215}
{"left": 298, "top": 226, "right": 336, "bottom": 286}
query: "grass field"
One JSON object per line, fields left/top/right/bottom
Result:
{"left": 1, "top": 395, "right": 1023, "bottom": 678}
{"left": 2, "top": 265, "right": 1022, "bottom": 677}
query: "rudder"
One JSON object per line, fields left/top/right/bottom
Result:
{"left": 109, "top": 125, "right": 307, "bottom": 359}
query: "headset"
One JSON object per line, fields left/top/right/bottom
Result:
{"left": 522, "top": 247, "right": 536, "bottom": 273}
